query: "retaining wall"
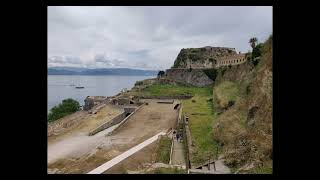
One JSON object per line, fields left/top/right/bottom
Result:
{"left": 139, "top": 95, "right": 193, "bottom": 99}
{"left": 88, "top": 107, "right": 138, "bottom": 136}
{"left": 107, "top": 104, "right": 145, "bottom": 135}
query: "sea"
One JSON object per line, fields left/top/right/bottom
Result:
{"left": 48, "top": 75, "right": 154, "bottom": 112}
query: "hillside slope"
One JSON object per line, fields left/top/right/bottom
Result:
{"left": 212, "top": 35, "right": 272, "bottom": 173}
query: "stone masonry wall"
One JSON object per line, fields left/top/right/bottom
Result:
{"left": 166, "top": 68, "right": 214, "bottom": 87}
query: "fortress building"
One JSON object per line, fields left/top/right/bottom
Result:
{"left": 172, "top": 46, "right": 248, "bottom": 69}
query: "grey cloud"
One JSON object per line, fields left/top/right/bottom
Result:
{"left": 48, "top": 6, "right": 272, "bottom": 70}
{"left": 48, "top": 56, "right": 81, "bottom": 64}
{"left": 94, "top": 54, "right": 126, "bottom": 67}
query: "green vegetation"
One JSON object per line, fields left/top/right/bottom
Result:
{"left": 249, "top": 37, "right": 258, "bottom": 49}
{"left": 248, "top": 161, "right": 272, "bottom": 174}
{"left": 172, "top": 48, "right": 208, "bottom": 68}
{"left": 138, "top": 83, "right": 218, "bottom": 165}
{"left": 213, "top": 81, "right": 240, "bottom": 108}
{"left": 252, "top": 43, "right": 263, "bottom": 60}
{"left": 173, "top": 49, "right": 188, "bottom": 68}
{"left": 202, "top": 68, "right": 218, "bottom": 81}
{"left": 147, "top": 167, "right": 186, "bottom": 174}
{"left": 155, "top": 136, "right": 172, "bottom": 164}
{"left": 48, "top": 98, "right": 80, "bottom": 122}
{"left": 135, "top": 80, "right": 143, "bottom": 86}
{"left": 182, "top": 93, "right": 220, "bottom": 165}
{"left": 212, "top": 34, "right": 273, "bottom": 173}
{"left": 142, "top": 84, "right": 211, "bottom": 97}
{"left": 220, "top": 66, "right": 227, "bottom": 76}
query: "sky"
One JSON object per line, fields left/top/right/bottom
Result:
{"left": 48, "top": 6, "right": 272, "bottom": 70}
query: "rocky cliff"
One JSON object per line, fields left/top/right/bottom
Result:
{"left": 166, "top": 68, "right": 214, "bottom": 87}
{"left": 172, "top": 46, "right": 237, "bottom": 68}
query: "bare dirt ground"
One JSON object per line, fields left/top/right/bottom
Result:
{"left": 48, "top": 99, "right": 179, "bottom": 174}
{"left": 48, "top": 104, "right": 123, "bottom": 165}
{"left": 103, "top": 140, "right": 159, "bottom": 174}
{"left": 110, "top": 99, "right": 179, "bottom": 146}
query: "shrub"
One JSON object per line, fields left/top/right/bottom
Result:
{"left": 221, "top": 67, "right": 227, "bottom": 76}
{"left": 249, "top": 43, "right": 264, "bottom": 67}
{"left": 48, "top": 98, "right": 80, "bottom": 122}
{"left": 252, "top": 43, "right": 263, "bottom": 59}
{"left": 202, "top": 68, "right": 218, "bottom": 81}
{"left": 135, "top": 81, "right": 143, "bottom": 86}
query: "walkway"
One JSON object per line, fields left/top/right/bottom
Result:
{"left": 171, "top": 139, "right": 185, "bottom": 166}
{"left": 87, "top": 132, "right": 166, "bottom": 174}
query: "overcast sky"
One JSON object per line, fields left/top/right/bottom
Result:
{"left": 48, "top": 6, "right": 272, "bottom": 70}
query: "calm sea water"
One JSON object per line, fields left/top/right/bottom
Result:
{"left": 48, "top": 75, "right": 154, "bottom": 112}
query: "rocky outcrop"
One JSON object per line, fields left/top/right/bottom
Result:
{"left": 166, "top": 69, "right": 214, "bottom": 87}
{"left": 172, "top": 47, "right": 237, "bottom": 68}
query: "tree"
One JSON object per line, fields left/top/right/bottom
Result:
{"left": 252, "top": 43, "right": 263, "bottom": 59}
{"left": 249, "top": 37, "right": 258, "bottom": 49}
{"left": 157, "top": 71, "right": 165, "bottom": 79}
{"left": 48, "top": 98, "right": 80, "bottom": 122}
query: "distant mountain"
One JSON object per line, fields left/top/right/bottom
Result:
{"left": 48, "top": 67, "right": 159, "bottom": 76}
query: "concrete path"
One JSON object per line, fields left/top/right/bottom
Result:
{"left": 87, "top": 131, "right": 166, "bottom": 174}
{"left": 171, "top": 139, "right": 185, "bottom": 166}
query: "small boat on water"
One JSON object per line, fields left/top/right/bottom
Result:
{"left": 75, "top": 86, "right": 84, "bottom": 89}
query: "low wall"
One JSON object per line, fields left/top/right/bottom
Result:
{"left": 88, "top": 111, "right": 126, "bottom": 136}
{"left": 182, "top": 113, "right": 191, "bottom": 170}
{"left": 157, "top": 100, "right": 174, "bottom": 104}
{"left": 88, "top": 107, "right": 138, "bottom": 136}
{"left": 139, "top": 95, "right": 193, "bottom": 99}
{"left": 107, "top": 104, "right": 145, "bottom": 136}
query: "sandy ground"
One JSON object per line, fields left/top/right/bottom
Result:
{"left": 48, "top": 99, "right": 180, "bottom": 174}
{"left": 48, "top": 104, "right": 123, "bottom": 164}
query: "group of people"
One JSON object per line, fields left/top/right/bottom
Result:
{"left": 173, "top": 130, "right": 183, "bottom": 142}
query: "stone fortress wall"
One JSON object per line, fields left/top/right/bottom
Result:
{"left": 215, "top": 53, "right": 247, "bottom": 68}
{"left": 172, "top": 46, "right": 248, "bottom": 69}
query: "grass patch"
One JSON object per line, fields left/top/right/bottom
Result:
{"left": 248, "top": 161, "right": 272, "bottom": 174}
{"left": 147, "top": 167, "right": 186, "bottom": 174}
{"left": 141, "top": 84, "right": 212, "bottom": 97}
{"left": 213, "top": 81, "right": 240, "bottom": 108}
{"left": 138, "top": 84, "right": 220, "bottom": 166}
{"left": 182, "top": 88, "right": 220, "bottom": 165}
{"left": 155, "top": 136, "right": 172, "bottom": 164}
